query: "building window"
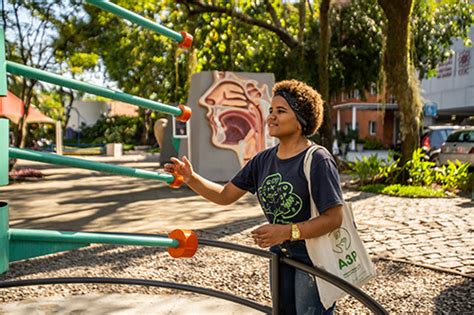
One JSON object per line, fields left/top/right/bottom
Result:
{"left": 370, "top": 84, "right": 377, "bottom": 95}
{"left": 345, "top": 123, "right": 359, "bottom": 134}
{"left": 347, "top": 89, "right": 360, "bottom": 99}
{"left": 389, "top": 94, "right": 396, "bottom": 103}
{"left": 345, "top": 123, "right": 351, "bottom": 134}
{"left": 369, "top": 121, "right": 376, "bottom": 135}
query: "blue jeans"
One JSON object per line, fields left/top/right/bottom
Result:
{"left": 271, "top": 241, "right": 335, "bottom": 315}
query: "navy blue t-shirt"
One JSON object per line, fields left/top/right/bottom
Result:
{"left": 231, "top": 145, "right": 343, "bottom": 224}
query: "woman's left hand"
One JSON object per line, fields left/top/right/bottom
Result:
{"left": 251, "top": 224, "right": 291, "bottom": 248}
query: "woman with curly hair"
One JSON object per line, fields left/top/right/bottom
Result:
{"left": 165, "top": 79, "right": 343, "bottom": 314}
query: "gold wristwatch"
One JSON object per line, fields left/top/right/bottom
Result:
{"left": 290, "top": 223, "right": 301, "bottom": 241}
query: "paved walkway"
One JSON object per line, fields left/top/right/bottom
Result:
{"left": 1, "top": 154, "right": 472, "bottom": 277}
{"left": 0, "top": 153, "right": 472, "bottom": 314}
{"left": 0, "top": 294, "right": 262, "bottom": 314}
{"left": 344, "top": 190, "right": 473, "bottom": 276}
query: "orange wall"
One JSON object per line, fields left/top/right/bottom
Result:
{"left": 331, "top": 108, "right": 395, "bottom": 148}
{"left": 330, "top": 89, "right": 398, "bottom": 148}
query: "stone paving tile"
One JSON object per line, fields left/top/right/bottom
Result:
{"left": 345, "top": 190, "right": 473, "bottom": 276}
{"left": 2, "top": 160, "right": 472, "bottom": 279}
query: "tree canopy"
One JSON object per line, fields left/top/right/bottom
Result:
{"left": 5, "top": 0, "right": 473, "bottom": 157}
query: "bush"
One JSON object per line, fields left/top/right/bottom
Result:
{"left": 26, "top": 123, "right": 55, "bottom": 148}
{"left": 349, "top": 155, "right": 384, "bottom": 184}
{"left": 405, "top": 149, "right": 436, "bottom": 186}
{"left": 81, "top": 115, "right": 143, "bottom": 145}
{"left": 360, "top": 184, "right": 446, "bottom": 197}
{"left": 349, "top": 152, "right": 399, "bottom": 185}
{"left": 363, "top": 139, "right": 384, "bottom": 150}
{"left": 434, "top": 160, "right": 471, "bottom": 191}
{"left": 349, "top": 148, "right": 470, "bottom": 194}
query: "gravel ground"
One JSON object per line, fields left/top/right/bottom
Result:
{"left": 0, "top": 227, "right": 472, "bottom": 314}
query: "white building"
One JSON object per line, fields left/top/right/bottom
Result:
{"left": 421, "top": 26, "right": 474, "bottom": 126}
{"left": 66, "top": 100, "right": 108, "bottom": 131}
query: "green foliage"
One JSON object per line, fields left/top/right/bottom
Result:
{"left": 335, "top": 130, "right": 348, "bottom": 144}
{"left": 350, "top": 148, "right": 470, "bottom": 193}
{"left": 12, "top": 0, "right": 472, "bottom": 154}
{"left": 349, "top": 155, "right": 384, "bottom": 184}
{"left": 405, "top": 149, "right": 436, "bottom": 186}
{"left": 123, "top": 144, "right": 135, "bottom": 151}
{"left": 329, "top": 0, "right": 384, "bottom": 96}
{"left": 26, "top": 123, "right": 55, "bottom": 148}
{"left": 377, "top": 152, "right": 402, "bottom": 184}
{"left": 37, "top": 90, "right": 65, "bottom": 121}
{"left": 359, "top": 184, "right": 446, "bottom": 197}
{"left": 66, "top": 52, "right": 100, "bottom": 75}
{"left": 363, "top": 139, "right": 384, "bottom": 150}
{"left": 412, "top": 0, "right": 474, "bottom": 80}
{"left": 80, "top": 115, "right": 143, "bottom": 145}
{"left": 434, "top": 160, "right": 471, "bottom": 191}
{"left": 405, "top": 149, "right": 470, "bottom": 191}
{"left": 346, "top": 128, "right": 359, "bottom": 142}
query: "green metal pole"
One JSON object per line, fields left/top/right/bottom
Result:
{"left": 10, "top": 229, "right": 179, "bottom": 248}
{"left": 0, "top": 27, "right": 7, "bottom": 96}
{"left": 86, "top": 0, "right": 183, "bottom": 43}
{"left": 0, "top": 202, "right": 8, "bottom": 273}
{"left": 9, "top": 147, "right": 175, "bottom": 184}
{"left": 6, "top": 61, "right": 182, "bottom": 117}
{"left": 0, "top": 119, "right": 8, "bottom": 186}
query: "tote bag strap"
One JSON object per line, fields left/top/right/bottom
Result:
{"left": 303, "top": 144, "right": 325, "bottom": 219}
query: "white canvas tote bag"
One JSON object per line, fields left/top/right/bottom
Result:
{"left": 304, "top": 145, "right": 376, "bottom": 309}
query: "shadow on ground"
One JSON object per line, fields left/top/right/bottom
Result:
{"left": 0, "top": 214, "right": 266, "bottom": 279}
{"left": 433, "top": 279, "right": 473, "bottom": 313}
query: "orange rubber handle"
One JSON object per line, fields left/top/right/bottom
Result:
{"left": 178, "top": 31, "right": 193, "bottom": 49}
{"left": 176, "top": 104, "right": 192, "bottom": 122}
{"left": 167, "top": 229, "right": 198, "bottom": 258}
{"left": 169, "top": 172, "right": 184, "bottom": 189}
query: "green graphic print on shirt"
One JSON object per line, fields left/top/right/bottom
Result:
{"left": 257, "top": 173, "right": 303, "bottom": 224}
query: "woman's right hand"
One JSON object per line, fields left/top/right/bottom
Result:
{"left": 164, "top": 156, "right": 194, "bottom": 183}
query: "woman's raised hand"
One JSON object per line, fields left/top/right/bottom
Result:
{"left": 164, "top": 156, "right": 194, "bottom": 183}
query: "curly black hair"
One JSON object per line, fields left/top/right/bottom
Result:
{"left": 272, "top": 80, "right": 323, "bottom": 136}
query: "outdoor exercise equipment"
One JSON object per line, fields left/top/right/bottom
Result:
{"left": 0, "top": 202, "right": 198, "bottom": 271}
{"left": 0, "top": 0, "right": 198, "bottom": 282}
{"left": 85, "top": 0, "right": 193, "bottom": 49}
{"left": 0, "top": 0, "right": 192, "bottom": 122}
{"left": 0, "top": 205, "right": 198, "bottom": 270}
{"left": 1, "top": 121, "right": 196, "bottom": 273}
{"left": 8, "top": 147, "right": 183, "bottom": 188}
{"left": 0, "top": 28, "right": 6, "bottom": 96}
{"left": 0, "top": 2, "right": 388, "bottom": 314}
{"left": 5, "top": 62, "right": 191, "bottom": 123}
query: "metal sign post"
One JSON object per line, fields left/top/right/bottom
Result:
{"left": 172, "top": 115, "right": 192, "bottom": 163}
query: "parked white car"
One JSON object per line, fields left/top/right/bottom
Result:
{"left": 439, "top": 127, "right": 474, "bottom": 166}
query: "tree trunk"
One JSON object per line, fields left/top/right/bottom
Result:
{"left": 378, "top": 0, "right": 422, "bottom": 168}
{"left": 298, "top": 0, "right": 306, "bottom": 59}
{"left": 140, "top": 109, "right": 153, "bottom": 145}
{"left": 62, "top": 88, "right": 75, "bottom": 129}
{"left": 15, "top": 81, "right": 36, "bottom": 149}
{"left": 318, "top": 0, "right": 334, "bottom": 151}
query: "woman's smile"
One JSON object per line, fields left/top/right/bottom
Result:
{"left": 267, "top": 95, "right": 301, "bottom": 138}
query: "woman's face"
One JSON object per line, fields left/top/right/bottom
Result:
{"left": 267, "top": 95, "right": 302, "bottom": 138}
